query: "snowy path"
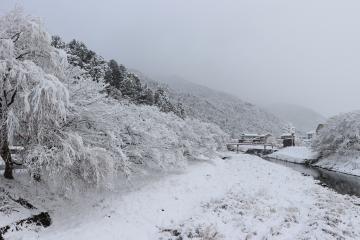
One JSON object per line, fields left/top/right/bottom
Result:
{"left": 18, "top": 153, "right": 360, "bottom": 240}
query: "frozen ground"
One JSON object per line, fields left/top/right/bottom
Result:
{"left": 268, "top": 146, "right": 319, "bottom": 164}
{"left": 2, "top": 153, "right": 360, "bottom": 240}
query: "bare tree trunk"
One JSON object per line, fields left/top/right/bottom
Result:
{"left": 1, "top": 66, "right": 17, "bottom": 180}
{"left": 0, "top": 125, "right": 13, "bottom": 179}
{"left": 2, "top": 141, "right": 13, "bottom": 179}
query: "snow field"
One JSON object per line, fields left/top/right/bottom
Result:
{"left": 11, "top": 153, "right": 360, "bottom": 240}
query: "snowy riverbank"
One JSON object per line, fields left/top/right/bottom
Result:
{"left": 267, "top": 146, "right": 360, "bottom": 177}
{"left": 2, "top": 153, "right": 360, "bottom": 240}
{"left": 268, "top": 146, "right": 319, "bottom": 164}
{"left": 315, "top": 154, "right": 360, "bottom": 177}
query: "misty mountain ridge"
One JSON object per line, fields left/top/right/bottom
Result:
{"left": 134, "top": 72, "right": 289, "bottom": 138}
{"left": 265, "top": 103, "right": 326, "bottom": 134}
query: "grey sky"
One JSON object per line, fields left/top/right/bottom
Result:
{"left": 2, "top": 0, "right": 360, "bottom": 117}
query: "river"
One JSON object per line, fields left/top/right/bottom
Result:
{"left": 264, "top": 157, "right": 360, "bottom": 198}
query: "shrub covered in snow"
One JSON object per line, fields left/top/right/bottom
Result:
{"left": 312, "top": 111, "right": 360, "bottom": 158}
{"left": 43, "top": 69, "right": 228, "bottom": 194}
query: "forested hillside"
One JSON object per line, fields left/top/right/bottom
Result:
{"left": 52, "top": 32, "right": 288, "bottom": 141}
{"left": 136, "top": 74, "right": 288, "bottom": 137}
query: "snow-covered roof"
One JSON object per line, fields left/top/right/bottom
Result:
{"left": 281, "top": 133, "right": 294, "bottom": 138}
{"left": 241, "top": 133, "right": 272, "bottom": 137}
{"left": 241, "top": 133, "right": 261, "bottom": 137}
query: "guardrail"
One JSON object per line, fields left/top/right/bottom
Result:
{"left": 226, "top": 142, "right": 274, "bottom": 153}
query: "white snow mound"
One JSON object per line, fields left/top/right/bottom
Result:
{"left": 269, "top": 146, "right": 319, "bottom": 164}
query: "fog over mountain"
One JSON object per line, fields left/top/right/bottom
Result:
{"left": 265, "top": 104, "right": 327, "bottom": 134}
{"left": 3, "top": 0, "right": 360, "bottom": 116}
{"left": 2, "top": 3, "right": 360, "bottom": 240}
{"left": 136, "top": 73, "right": 288, "bottom": 137}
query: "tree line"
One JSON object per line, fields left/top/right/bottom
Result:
{"left": 51, "top": 36, "right": 185, "bottom": 118}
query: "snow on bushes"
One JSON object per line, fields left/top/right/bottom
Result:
{"left": 51, "top": 71, "right": 228, "bottom": 194}
{"left": 312, "top": 111, "right": 360, "bottom": 175}
{"left": 70, "top": 88, "right": 228, "bottom": 173}
{"left": 312, "top": 111, "right": 360, "bottom": 157}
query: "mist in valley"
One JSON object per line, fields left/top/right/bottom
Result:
{"left": 3, "top": 0, "right": 360, "bottom": 118}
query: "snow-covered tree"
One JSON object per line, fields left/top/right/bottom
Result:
{"left": 53, "top": 39, "right": 186, "bottom": 118}
{"left": 312, "top": 111, "right": 360, "bottom": 158}
{"left": 51, "top": 35, "right": 66, "bottom": 49}
{"left": 0, "top": 9, "right": 229, "bottom": 196}
{"left": 137, "top": 87, "right": 154, "bottom": 105}
{"left": 0, "top": 8, "right": 69, "bottom": 179}
{"left": 64, "top": 39, "right": 107, "bottom": 82}
{"left": 104, "top": 59, "right": 126, "bottom": 88}
{"left": 154, "top": 88, "right": 185, "bottom": 118}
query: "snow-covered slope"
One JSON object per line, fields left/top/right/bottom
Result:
{"left": 137, "top": 74, "right": 288, "bottom": 138}
{"left": 266, "top": 103, "right": 326, "bottom": 134}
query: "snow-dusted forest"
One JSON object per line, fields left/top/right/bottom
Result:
{"left": 137, "top": 74, "right": 290, "bottom": 137}
{"left": 0, "top": 9, "right": 228, "bottom": 193}
{"left": 1, "top": 6, "right": 360, "bottom": 240}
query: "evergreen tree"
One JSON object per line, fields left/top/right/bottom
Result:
{"left": 51, "top": 35, "right": 66, "bottom": 49}
{"left": 120, "top": 73, "right": 143, "bottom": 99}
{"left": 67, "top": 39, "right": 96, "bottom": 68}
{"left": 51, "top": 36, "right": 185, "bottom": 118}
{"left": 137, "top": 88, "right": 154, "bottom": 105}
{"left": 105, "top": 60, "right": 125, "bottom": 89}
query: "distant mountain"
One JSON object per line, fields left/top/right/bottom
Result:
{"left": 265, "top": 103, "right": 326, "bottom": 134}
{"left": 134, "top": 73, "right": 288, "bottom": 138}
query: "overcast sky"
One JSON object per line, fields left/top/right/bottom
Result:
{"left": 2, "top": 0, "right": 360, "bottom": 117}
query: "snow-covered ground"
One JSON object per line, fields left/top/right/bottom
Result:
{"left": 268, "top": 146, "right": 319, "bottom": 164}
{"left": 315, "top": 154, "right": 360, "bottom": 177}
{"left": 2, "top": 153, "right": 360, "bottom": 240}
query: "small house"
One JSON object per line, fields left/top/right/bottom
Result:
{"left": 281, "top": 133, "right": 295, "bottom": 147}
{"left": 306, "top": 131, "right": 315, "bottom": 140}
{"left": 239, "top": 133, "right": 272, "bottom": 144}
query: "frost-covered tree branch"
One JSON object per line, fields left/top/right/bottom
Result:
{"left": 0, "top": 8, "right": 69, "bottom": 179}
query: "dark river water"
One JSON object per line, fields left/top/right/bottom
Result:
{"left": 263, "top": 157, "right": 360, "bottom": 198}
